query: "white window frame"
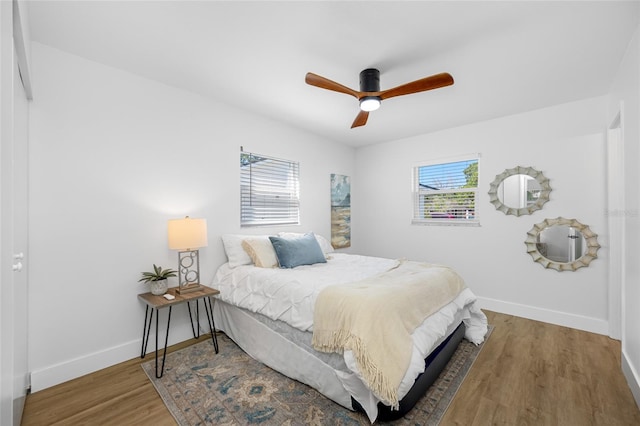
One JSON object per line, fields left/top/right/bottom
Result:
{"left": 240, "top": 151, "right": 300, "bottom": 227}
{"left": 412, "top": 154, "right": 480, "bottom": 227}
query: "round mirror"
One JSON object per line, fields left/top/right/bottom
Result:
{"left": 489, "top": 166, "right": 551, "bottom": 216}
{"left": 525, "top": 217, "right": 600, "bottom": 271}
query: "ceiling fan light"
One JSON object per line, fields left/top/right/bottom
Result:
{"left": 359, "top": 97, "right": 381, "bottom": 112}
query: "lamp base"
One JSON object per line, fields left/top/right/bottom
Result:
{"left": 176, "top": 283, "right": 202, "bottom": 294}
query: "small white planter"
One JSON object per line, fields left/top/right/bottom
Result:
{"left": 149, "top": 279, "right": 168, "bottom": 296}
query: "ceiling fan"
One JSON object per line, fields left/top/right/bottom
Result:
{"left": 305, "top": 68, "right": 454, "bottom": 128}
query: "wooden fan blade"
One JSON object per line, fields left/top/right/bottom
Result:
{"left": 305, "top": 72, "right": 359, "bottom": 98}
{"left": 351, "top": 110, "right": 369, "bottom": 128}
{"left": 379, "top": 72, "right": 454, "bottom": 100}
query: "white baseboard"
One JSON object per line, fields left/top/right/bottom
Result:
{"left": 622, "top": 348, "right": 640, "bottom": 410}
{"left": 30, "top": 321, "right": 198, "bottom": 393}
{"left": 477, "top": 296, "right": 609, "bottom": 335}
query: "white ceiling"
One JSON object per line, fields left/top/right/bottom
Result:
{"left": 26, "top": 1, "right": 639, "bottom": 147}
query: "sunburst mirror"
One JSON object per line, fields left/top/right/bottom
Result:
{"left": 525, "top": 217, "right": 600, "bottom": 272}
{"left": 488, "top": 166, "right": 551, "bottom": 216}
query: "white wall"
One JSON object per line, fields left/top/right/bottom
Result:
{"left": 27, "top": 42, "right": 355, "bottom": 391}
{"left": 353, "top": 96, "right": 609, "bottom": 334}
{"left": 608, "top": 24, "right": 640, "bottom": 408}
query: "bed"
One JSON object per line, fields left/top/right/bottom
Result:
{"left": 210, "top": 232, "right": 487, "bottom": 422}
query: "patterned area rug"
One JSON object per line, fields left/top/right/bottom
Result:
{"left": 142, "top": 328, "right": 491, "bottom": 425}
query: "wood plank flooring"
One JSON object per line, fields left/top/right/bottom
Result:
{"left": 21, "top": 311, "right": 640, "bottom": 425}
{"left": 442, "top": 312, "right": 640, "bottom": 425}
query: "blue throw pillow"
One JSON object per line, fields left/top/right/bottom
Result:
{"left": 269, "top": 233, "right": 327, "bottom": 268}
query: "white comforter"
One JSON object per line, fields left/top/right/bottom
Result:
{"left": 213, "top": 253, "right": 398, "bottom": 331}
{"left": 211, "top": 253, "right": 487, "bottom": 421}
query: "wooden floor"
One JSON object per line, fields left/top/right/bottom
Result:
{"left": 21, "top": 311, "right": 640, "bottom": 425}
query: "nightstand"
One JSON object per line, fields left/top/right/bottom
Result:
{"left": 138, "top": 286, "right": 220, "bottom": 378}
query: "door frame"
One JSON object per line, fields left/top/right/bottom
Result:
{"left": 607, "top": 107, "right": 624, "bottom": 341}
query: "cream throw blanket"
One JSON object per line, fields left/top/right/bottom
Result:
{"left": 311, "top": 260, "right": 466, "bottom": 409}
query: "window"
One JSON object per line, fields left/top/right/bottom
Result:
{"left": 240, "top": 152, "right": 300, "bottom": 227}
{"left": 412, "top": 156, "right": 479, "bottom": 225}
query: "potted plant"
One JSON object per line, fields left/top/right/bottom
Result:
{"left": 139, "top": 264, "right": 177, "bottom": 295}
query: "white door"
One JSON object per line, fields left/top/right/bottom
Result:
{"left": 0, "top": 1, "right": 30, "bottom": 423}
{"left": 11, "top": 39, "right": 30, "bottom": 424}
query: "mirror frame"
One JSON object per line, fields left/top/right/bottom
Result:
{"left": 488, "top": 166, "right": 551, "bottom": 216}
{"left": 524, "top": 217, "right": 600, "bottom": 272}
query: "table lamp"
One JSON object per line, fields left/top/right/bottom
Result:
{"left": 168, "top": 216, "right": 208, "bottom": 294}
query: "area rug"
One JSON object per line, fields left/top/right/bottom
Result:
{"left": 142, "top": 327, "right": 492, "bottom": 425}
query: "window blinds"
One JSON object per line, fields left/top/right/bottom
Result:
{"left": 413, "top": 158, "right": 478, "bottom": 223}
{"left": 240, "top": 152, "right": 300, "bottom": 226}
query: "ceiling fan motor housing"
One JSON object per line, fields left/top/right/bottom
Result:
{"left": 359, "top": 68, "right": 380, "bottom": 92}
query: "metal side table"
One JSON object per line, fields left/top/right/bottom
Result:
{"left": 138, "top": 286, "right": 220, "bottom": 378}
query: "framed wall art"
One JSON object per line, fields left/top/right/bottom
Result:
{"left": 330, "top": 174, "right": 351, "bottom": 248}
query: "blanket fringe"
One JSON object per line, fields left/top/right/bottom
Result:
{"left": 313, "top": 330, "right": 400, "bottom": 409}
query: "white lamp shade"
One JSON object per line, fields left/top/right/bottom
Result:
{"left": 168, "top": 217, "right": 208, "bottom": 250}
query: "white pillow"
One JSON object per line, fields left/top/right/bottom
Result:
{"left": 242, "top": 238, "right": 279, "bottom": 268}
{"left": 315, "top": 234, "right": 334, "bottom": 254}
{"left": 277, "top": 232, "right": 334, "bottom": 255}
{"left": 221, "top": 234, "right": 254, "bottom": 268}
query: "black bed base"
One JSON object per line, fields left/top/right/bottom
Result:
{"left": 351, "top": 322, "right": 466, "bottom": 422}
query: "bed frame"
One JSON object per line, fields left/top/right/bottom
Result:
{"left": 353, "top": 322, "right": 466, "bottom": 421}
